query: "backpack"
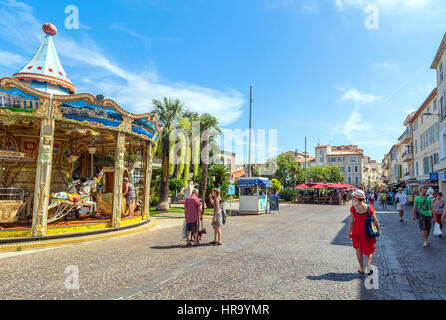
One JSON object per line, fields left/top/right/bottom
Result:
{"left": 220, "top": 200, "right": 226, "bottom": 225}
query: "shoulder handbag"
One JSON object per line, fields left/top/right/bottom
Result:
{"left": 364, "top": 206, "right": 380, "bottom": 238}
{"left": 415, "top": 197, "right": 428, "bottom": 219}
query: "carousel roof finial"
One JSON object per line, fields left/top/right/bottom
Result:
{"left": 43, "top": 23, "right": 57, "bottom": 36}
{"left": 12, "top": 23, "right": 75, "bottom": 95}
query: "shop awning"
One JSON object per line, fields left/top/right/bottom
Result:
{"left": 238, "top": 179, "right": 272, "bottom": 188}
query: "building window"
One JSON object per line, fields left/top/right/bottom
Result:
{"left": 423, "top": 157, "right": 430, "bottom": 175}
{"left": 441, "top": 62, "right": 444, "bottom": 82}
{"left": 414, "top": 120, "right": 418, "bottom": 131}
{"left": 415, "top": 139, "right": 418, "bottom": 154}
{"left": 349, "top": 156, "right": 357, "bottom": 163}
{"left": 354, "top": 165, "right": 359, "bottom": 173}
{"left": 328, "top": 157, "right": 336, "bottom": 163}
{"left": 435, "top": 122, "right": 440, "bottom": 142}
{"left": 338, "top": 157, "right": 344, "bottom": 162}
{"left": 428, "top": 106, "right": 431, "bottom": 113}
{"left": 442, "top": 96, "right": 445, "bottom": 121}
{"left": 319, "top": 157, "right": 324, "bottom": 163}
{"left": 444, "top": 134, "right": 446, "bottom": 158}
{"left": 354, "top": 176, "right": 359, "bottom": 184}
{"left": 434, "top": 98, "right": 438, "bottom": 111}
{"left": 319, "top": 150, "right": 324, "bottom": 156}
{"left": 348, "top": 166, "right": 352, "bottom": 173}
{"left": 416, "top": 161, "right": 419, "bottom": 176}
{"left": 434, "top": 153, "right": 440, "bottom": 165}
{"left": 339, "top": 166, "right": 345, "bottom": 173}
{"left": 347, "top": 176, "right": 352, "bottom": 184}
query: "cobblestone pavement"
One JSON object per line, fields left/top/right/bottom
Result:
{"left": 0, "top": 203, "right": 445, "bottom": 300}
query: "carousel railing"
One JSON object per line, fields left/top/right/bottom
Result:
{"left": 0, "top": 187, "right": 28, "bottom": 223}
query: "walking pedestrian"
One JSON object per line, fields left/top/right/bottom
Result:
{"left": 388, "top": 190, "right": 395, "bottom": 207}
{"left": 184, "top": 189, "right": 202, "bottom": 247}
{"left": 412, "top": 187, "right": 434, "bottom": 247}
{"left": 395, "top": 187, "right": 407, "bottom": 222}
{"left": 209, "top": 188, "right": 223, "bottom": 246}
{"left": 380, "top": 190, "right": 387, "bottom": 210}
{"left": 348, "top": 189, "right": 381, "bottom": 275}
{"left": 342, "top": 191, "right": 348, "bottom": 205}
{"left": 369, "top": 192, "right": 375, "bottom": 208}
{"left": 432, "top": 192, "right": 444, "bottom": 237}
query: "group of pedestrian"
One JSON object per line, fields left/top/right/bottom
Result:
{"left": 347, "top": 186, "right": 446, "bottom": 275}
{"left": 183, "top": 188, "right": 224, "bottom": 247}
{"left": 411, "top": 188, "right": 446, "bottom": 247}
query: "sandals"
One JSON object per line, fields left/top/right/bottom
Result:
{"left": 358, "top": 269, "right": 365, "bottom": 275}
{"left": 186, "top": 243, "right": 192, "bottom": 247}
{"left": 209, "top": 241, "right": 217, "bottom": 245}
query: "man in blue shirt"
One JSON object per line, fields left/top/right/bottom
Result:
{"left": 388, "top": 190, "right": 395, "bottom": 207}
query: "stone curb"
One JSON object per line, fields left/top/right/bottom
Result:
{"left": 0, "top": 218, "right": 159, "bottom": 253}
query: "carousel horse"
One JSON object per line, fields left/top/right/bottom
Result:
{"left": 48, "top": 178, "right": 98, "bottom": 222}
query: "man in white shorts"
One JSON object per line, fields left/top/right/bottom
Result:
{"left": 395, "top": 188, "right": 407, "bottom": 222}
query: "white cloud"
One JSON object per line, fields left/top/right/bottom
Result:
{"left": 334, "top": 0, "right": 433, "bottom": 12}
{"left": 0, "top": 51, "right": 26, "bottom": 66}
{"left": 0, "top": 0, "right": 244, "bottom": 126}
{"left": 340, "top": 88, "right": 381, "bottom": 103}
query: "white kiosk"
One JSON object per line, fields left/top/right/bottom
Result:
{"left": 237, "top": 177, "right": 273, "bottom": 215}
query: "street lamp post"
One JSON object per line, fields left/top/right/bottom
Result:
{"left": 294, "top": 149, "right": 297, "bottom": 202}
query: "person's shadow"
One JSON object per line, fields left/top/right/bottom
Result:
{"left": 151, "top": 243, "right": 212, "bottom": 249}
{"left": 306, "top": 273, "right": 362, "bottom": 282}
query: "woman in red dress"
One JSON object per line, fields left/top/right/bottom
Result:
{"left": 348, "top": 189, "right": 381, "bottom": 275}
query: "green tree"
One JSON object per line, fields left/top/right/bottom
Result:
{"left": 152, "top": 97, "right": 183, "bottom": 210}
{"left": 306, "top": 166, "right": 327, "bottom": 183}
{"left": 199, "top": 113, "right": 221, "bottom": 210}
{"left": 169, "top": 178, "right": 184, "bottom": 197}
{"left": 324, "top": 165, "right": 344, "bottom": 183}
{"left": 270, "top": 178, "right": 281, "bottom": 193}
{"left": 209, "top": 164, "right": 230, "bottom": 188}
{"left": 273, "top": 154, "right": 303, "bottom": 188}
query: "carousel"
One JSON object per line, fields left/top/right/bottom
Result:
{"left": 0, "top": 23, "right": 160, "bottom": 240}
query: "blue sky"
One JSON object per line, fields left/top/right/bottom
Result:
{"left": 0, "top": 0, "right": 445, "bottom": 163}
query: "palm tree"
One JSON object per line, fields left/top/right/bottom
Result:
{"left": 151, "top": 98, "right": 183, "bottom": 211}
{"left": 199, "top": 113, "right": 221, "bottom": 211}
{"left": 209, "top": 164, "right": 230, "bottom": 188}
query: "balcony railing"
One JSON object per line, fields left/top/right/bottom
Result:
{"left": 402, "top": 150, "right": 414, "bottom": 162}
{"left": 399, "top": 128, "right": 413, "bottom": 144}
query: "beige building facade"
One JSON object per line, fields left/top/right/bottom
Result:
{"left": 315, "top": 144, "right": 380, "bottom": 189}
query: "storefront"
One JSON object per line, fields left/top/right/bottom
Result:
{"left": 237, "top": 178, "right": 272, "bottom": 215}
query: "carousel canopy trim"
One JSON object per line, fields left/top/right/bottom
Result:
{"left": 0, "top": 150, "right": 35, "bottom": 162}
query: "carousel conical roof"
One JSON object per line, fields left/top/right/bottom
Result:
{"left": 13, "top": 23, "right": 75, "bottom": 94}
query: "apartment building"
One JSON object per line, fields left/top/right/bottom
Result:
{"left": 315, "top": 144, "right": 371, "bottom": 188}
{"left": 367, "top": 160, "right": 384, "bottom": 190}
{"left": 382, "top": 143, "right": 403, "bottom": 189}
{"left": 280, "top": 151, "right": 316, "bottom": 168}
{"left": 431, "top": 33, "right": 446, "bottom": 193}
{"left": 412, "top": 89, "right": 440, "bottom": 192}
{"left": 398, "top": 112, "right": 416, "bottom": 194}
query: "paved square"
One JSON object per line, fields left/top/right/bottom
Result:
{"left": 0, "top": 203, "right": 445, "bottom": 300}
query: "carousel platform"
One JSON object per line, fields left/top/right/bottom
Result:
{"left": 0, "top": 211, "right": 155, "bottom": 245}
{"left": 0, "top": 216, "right": 158, "bottom": 252}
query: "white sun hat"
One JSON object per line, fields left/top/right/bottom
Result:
{"left": 352, "top": 189, "right": 366, "bottom": 199}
